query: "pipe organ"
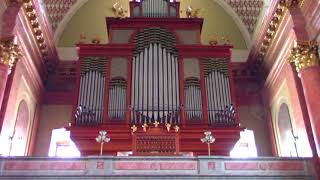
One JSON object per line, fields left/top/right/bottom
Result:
{"left": 69, "top": 0, "right": 242, "bottom": 156}
{"left": 203, "top": 58, "right": 235, "bottom": 125}
{"left": 76, "top": 57, "right": 107, "bottom": 125}
{"left": 131, "top": 0, "right": 179, "bottom": 18}
{"left": 108, "top": 77, "right": 127, "bottom": 121}
{"left": 131, "top": 43, "right": 180, "bottom": 125}
{"left": 184, "top": 77, "right": 202, "bottom": 122}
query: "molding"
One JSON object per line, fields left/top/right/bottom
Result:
{"left": 53, "top": 0, "right": 88, "bottom": 46}
{"left": 212, "top": 0, "right": 252, "bottom": 49}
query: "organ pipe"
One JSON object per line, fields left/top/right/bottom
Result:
{"left": 108, "top": 77, "right": 127, "bottom": 121}
{"left": 142, "top": 0, "right": 168, "bottom": 17}
{"left": 184, "top": 78, "right": 202, "bottom": 121}
{"left": 203, "top": 58, "right": 235, "bottom": 125}
{"left": 131, "top": 43, "right": 180, "bottom": 125}
{"left": 76, "top": 57, "right": 107, "bottom": 125}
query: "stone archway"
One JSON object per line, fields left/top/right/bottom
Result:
{"left": 278, "top": 103, "right": 298, "bottom": 157}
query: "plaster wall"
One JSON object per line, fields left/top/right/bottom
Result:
{"left": 235, "top": 78, "right": 272, "bottom": 156}
{"left": 58, "top": 0, "right": 246, "bottom": 49}
{"left": 0, "top": 59, "right": 40, "bottom": 156}
{"left": 33, "top": 105, "right": 73, "bottom": 157}
{"left": 263, "top": 61, "right": 312, "bottom": 157}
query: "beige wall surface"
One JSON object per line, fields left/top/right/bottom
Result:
{"left": 238, "top": 105, "right": 272, "bottom": 156}
{"left": 59, "top": 0, "right": 247, "bottom": 49}
{"left": 33, "top": 105, "right": 72, "bottom": 157}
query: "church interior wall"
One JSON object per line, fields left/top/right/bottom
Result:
{"left": 234, "top": 78, "right": 272, "bottom": 156}
{"left": 0, "top": 57, "right": 41, "bottom": 156}
{"left": 58, "top": 0, "right": 247, "bottom": 49}
{"left": 33, "top": 105, "right": 73, "bottom": 156}
{"left": 260, "top": 21, "right": 313, "bottom": 157}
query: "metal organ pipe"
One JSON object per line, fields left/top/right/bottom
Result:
{"left": 108, "top": 77, "right": 127, "bottom": 120}
{"left": 205, "top": 68, "right": 233, "bottom": 125}
{"left": 184, "top": 78, "right": 202, "bottom": 121}
{"left": 77, "top": 57, "right": 107, "bottom": 125}
{"left": 131, "top": 43, "right": 180, "bottom": 124}
{"left": 142, "top": 0, "right": 168, "bottom": 17}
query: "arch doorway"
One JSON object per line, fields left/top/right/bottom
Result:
{"left": 278, "top": 103, "right": 298, "bottom": 157}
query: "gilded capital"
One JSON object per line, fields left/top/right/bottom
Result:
{"left": 0, "top": 39, "right": 23, "bottom": 69}
{"left": 289, "top": 40, "right": 319, "bottom": 72}
{"left": 280, "top": 0, "right": 302, "bottom": 9}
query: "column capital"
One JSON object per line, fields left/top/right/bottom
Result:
{"left": 0, "top": 38, "right": 23, "bottom": 70}
{"left": 289, "top": 40, "right": 319, "bottom": 73}
{"left": 280, "top": 0, "right": 303, "bottom": 9}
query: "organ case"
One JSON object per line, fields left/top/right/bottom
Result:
{"left": 67, "top": 0, "right": 243, "bottom": 156}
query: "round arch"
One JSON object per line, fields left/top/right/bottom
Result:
{"left": 53, "top": 0, "right": 252, "bottom": 48}
{"left": 277, "top": 103, "right": 298, "bottom": 157}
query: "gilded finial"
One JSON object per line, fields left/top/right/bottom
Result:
{"left": 142, "top": 123, "right": 148, "bottom": 132}
{"left": 131, "top": 124, "right": 137, "bottom": 134}
{"left": 174, "top": 125, "right": 180, "bottom": 132}
{"left": 185, "top": 5, "right": 201, "bottom": 18}
{"left": 209, "top": 35, "right": 218, "bottom": 45}
{"left": 221, "top": 35, "right": 231, "bottom": 45}
{"left": 153, "top": 120, "right": 159, "bottom": 127}
{"left": 92, "top": 34, "right": 100, "bottom": 44}
{"left": 165, "top": 123, "right": 171, "bottom": 132}
{"left": 112, "top": 2, "right": 127, "bottom": 19}
{"left": 79, "top": 33, "right": 86, "bottom": 44}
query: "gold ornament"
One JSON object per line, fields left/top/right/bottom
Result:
{"left": 131, "top": 125, "right": 137, "bottom": 134}
{"left": 142, "top": 123, "right": 148, "bottom": 132}
{"left": 209, "top": 35, "right": 218, "bottom": 45}
{"left": 0, "top": 39, "right": 22, "bottom": 70}
{"left": 289, "top": 40, "right": 319, "bottom": 73}
{"left": 153, "top": 120, "right": 159, "bottom": 128}
{"left": 185, "top": 5, "right": 200, "bottom": 18}
{"left": 174, "top": 125, "right": 180, "bottom": 132}
{"left": 112, "top": 2, "right": 127, "bottom": 19}
{"left": 165, "top": 123, "right": 171, "bottom": 132}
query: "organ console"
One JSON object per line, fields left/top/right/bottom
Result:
{"left": 67, "top": 0, "right": 243, "bottom": 156}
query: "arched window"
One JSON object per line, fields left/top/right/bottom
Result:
{"left": 278, "top": 103, "right": 298, "bottom": 157}
{"left": 10, "top": 100, "right": 29, "bottom": 156}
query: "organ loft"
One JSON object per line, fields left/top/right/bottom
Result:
{"left": 68, "top": 0, "right": 242, "bottom": 156}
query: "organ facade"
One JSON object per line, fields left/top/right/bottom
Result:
{"left": 68, "top": 0, "right": 242, "bottom": 155}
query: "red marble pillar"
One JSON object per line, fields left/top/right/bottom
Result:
{"left": 0, "top": 63, "right": 9, "bottom": 115}
{"left": 299, "top": 66, "right": 320, "bottom": 156}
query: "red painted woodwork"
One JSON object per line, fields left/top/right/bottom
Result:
{"left": 103, "top": 59, "right": 112, "bottom": 124}
{"left": 199, "top": 59, "right": 209, "bottom": 125}
{"left": 132, "top": 127, "right": 179, "bottom": 155}
{"left": 178, "top": 57, "right": 186, "bottom": 127}
{"left": 0, "top": 63, "right": 9, "bottom": 115}
{"left": 69, "top": 13, "right": 241, "bottom": 156}
{"left": 0, "top": 64, "right": 15, "bottom": 132}
{"left": 299, "top": 66, "right": 320, "bottom": 156}
{"left": 126, "top": 56, "right": 133, "bottom": 124}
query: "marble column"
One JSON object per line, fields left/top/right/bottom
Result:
{"left": 289, "top": 40, "right": 320, "bottom": 155}
{"left": 0, "top": 63, "right": 9, "bottom": 111}
{"left": 0, "top": 38, "right": 22, "bottom": 130}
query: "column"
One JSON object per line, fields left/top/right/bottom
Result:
{"left": 0, "top": 38, "right": 22, "bottom": 131}
{"left": 289, "top": 40, "right": 320, "bottom": 155}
